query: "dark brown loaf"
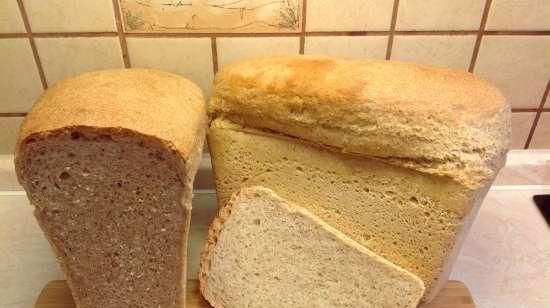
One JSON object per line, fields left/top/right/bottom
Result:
{"left": 15, "top": 69, "right": 206, "bottom": 308}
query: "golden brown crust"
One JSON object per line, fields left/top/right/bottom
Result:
{"left": 209, "top": 55, "right": 511, "bottom": 189}
{"left": 16, "top": 68, "right": 206, "bottom": 162}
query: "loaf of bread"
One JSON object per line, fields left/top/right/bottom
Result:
{"left": 15, "top": 69, "right": 206, "bottom": 308}
{"left": 199, "top": 186, "right": 425, "bottom": 308}
{"left": 207, "top": 55, "right": 511, "bottom": 302}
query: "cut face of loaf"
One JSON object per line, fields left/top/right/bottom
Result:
{"left": 199, "top": 186, "right": 425, "bottom": 308}
{"left": 19, "top": 129, "right": 189, "bottom": 307}
{"left": 15, "top": 69, "right": 206, "bottom": 308}
{"left": 208, "top": 118, "right": 489, "bottom": 302}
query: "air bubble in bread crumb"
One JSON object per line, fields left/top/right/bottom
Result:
{"left": 82, "top": 168, "right": 90, "bottom": 177}
{"left": 70, "top": 132, "right": 81, "bottom": 140}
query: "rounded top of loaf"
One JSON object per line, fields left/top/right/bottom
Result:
{"left": 209, "top": 55, "right": 511, "bottom": 189}
{"left": 17, "top": 68, "right": 206, "bottom": 161}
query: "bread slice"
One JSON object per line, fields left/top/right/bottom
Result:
{"left": 15, "top": 69, "right": 206, "bottom": 308}
{"left": 207, "top": 55, "right": 511, "bottom": 302}
{"left": 199, "top": 186, "right": 425, "bottom": 308}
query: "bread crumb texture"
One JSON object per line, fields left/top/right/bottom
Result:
{"left": 19, "top": 129, "right": 186, "bottom": 308}
{"left": 200, "top": 186, "right": 425, "bottom": 308}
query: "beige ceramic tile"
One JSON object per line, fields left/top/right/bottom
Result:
{"left": 391, "top": 35, "right": 476, "bottom": 70}
{"left": 121, "top": 0, "right": 302, "bottom": 33}
{"left": 530, "top": 113, "right": 550, "bottom": 149}
{"left": 486, "top": 0, "right": 550, "bottom": 30}
{"left": 304, "top": 36, "right": 388, "bottom": 59}
{"left": 306, "top": 0, "right": 394, "bottom": 31}
{"left": 0, "top": 155, "right": 22, "bottom": 191}
{"left": 397, "top": 0, "right": 485, "bottom": 30}
{"left": 23, "top": 0, "right": 117, "bottom": 32}
{"left": 510, "top": 112, "right": 536, "bottom": 149}
{"left": 0, "top": 39, "right": 43, "bottom": 113}
{"left": 127, "top": 38, "right": 213, "bottom": 99}
{"left": 217, "top": 37, "right": 299, "bottom": 69}
{"left": 0, "top": 0, "right": 25, "bottom": 33}
{"left": 35, "top": 37, "right": 124, "bottom": 86}
{"left": 0, "top": 117, "right": 23, "bottom": 154}
{"left": 475, "top": 36, "right": 550, "bottom": 108}
{"left": 0, "top": 195, "right": 64, "bottom": 308}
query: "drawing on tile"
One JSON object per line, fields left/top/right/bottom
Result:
{"left": 120, "top": 0, "right": 302, "bottom": 33}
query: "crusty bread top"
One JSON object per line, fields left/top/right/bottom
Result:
{"left": 16, "top": 69, "right": 206, "bottom": 162}
{"left": 209, "top": 55, "right": 511, "bottom": 189}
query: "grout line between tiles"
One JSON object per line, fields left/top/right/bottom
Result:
{"left": 306, "top": 31, "right": 390, "bottom": 36}
{"left": 125, "top": 32, "right": 301, "bottom": 38}
{"left": 211, "top": 37, "right": 218, "bottom": 74}
{"left": 524, "top": 78, "right": 550, "bottom": 149}
{"left": 16, "top": 0, "right": 48, "bottom": 90}
{"left": 395, "top": 30, "right": 478, "bottom": 35}
{"left": 468, "top": 0, "right": 492, "bottom": 72}
{"left": 512, "top": 108, "right": 540, "bottom": 112}
{"left": 0, "top": 33, "right": 28, "bottom": 38}
{"left": 32, "top": 32, "right": 118, "bottom": 38}
{"left": 299, "top": 0, "right": 307, "bottom": 54}
{"left": 386, "top": 0, "right": 400, "bottom": 60}
{"left": 0, "top": 113, "right": 27, "bottom": 117}
{"left": 484, "top": 30, "right": 550, "bottom": 35}
{"left": 1, "top": 31, "right": 549, "bottom": 40}
{"left": 112, "top": 0, "right": 131, "bottom": 68}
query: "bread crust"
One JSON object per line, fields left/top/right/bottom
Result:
{"left": 15, "top": 68, "right": 206, "bottom": 181}
{"left": 198, "top": 185, "right": 234, "bottom": 308}
{"left": 209, "top": 55, "right": 511, "bottom": 189}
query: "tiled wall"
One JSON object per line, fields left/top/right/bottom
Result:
{"left": 1, "top": 0, "right": 549, "bottom": 154}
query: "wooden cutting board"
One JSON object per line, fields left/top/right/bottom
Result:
{"left": 34, "top": 279, "right": 475, "bottom": 308}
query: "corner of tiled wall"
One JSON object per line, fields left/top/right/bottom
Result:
{"left": 1, "top": 0, "right": 549, "bottom": 154}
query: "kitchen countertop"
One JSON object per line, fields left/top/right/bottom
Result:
{"left": 1, "top": 150, "right": 549, "bottom": 308}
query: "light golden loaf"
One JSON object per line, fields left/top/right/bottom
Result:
{"left": 207, "top": 55, "right": 511, "bottom": 302}
{"left": 15, "top": 69, "right": 206, "bottom": 308}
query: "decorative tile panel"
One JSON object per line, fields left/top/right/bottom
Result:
{"left": 120, "top": 0, "right": 302, "bottom": 33}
